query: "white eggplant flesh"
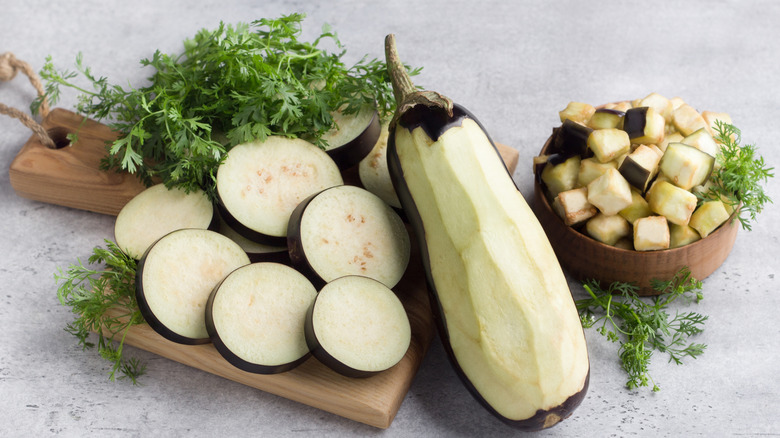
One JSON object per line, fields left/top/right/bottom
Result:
{"left": 206, "top": 263, "right": 316, "bottom": 374}
{"left": 136, "top": 229, "right": 250, "bottom": 344}
{"left": 305, "top": 276, "right": 411, "bottom": 378}
{"left": 358, "top": 122, "right": 402, "bottom": 209}
{"left": 114, "top": 184, "right": 214, "bottom": 259}
{"left": 287, "top": 185, "right": 410, "bottom": 289}
{"left": 216, "top": 136, "right": 343, "bottom": 245}
{"left": 391, "top": 116, "right": 589, "bottom": 427}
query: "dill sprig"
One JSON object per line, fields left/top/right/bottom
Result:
{"left": 698, "top": 121, "right": 773, "bottom": 231}
{"left": 55, "top": 240, "right": 146, "bottom": 384}
{"left": 576, "top": 268, "right": 707, "bottom": 392}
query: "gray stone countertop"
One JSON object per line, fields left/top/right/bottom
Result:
{"left": 1, "top": 1, "right": 778, "bottom": 436}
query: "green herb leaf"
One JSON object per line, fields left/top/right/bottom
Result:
{"left": 55, "top": 240, "right": 146, "bottom": 384}
{"left": 698, "top": 121, "right": 773, "bottom": 231}
{"left": 576, "top": 268, "right": 707, "bottom": 391}
{"left": 38, "top": 13, "right": 418, "bottom": 200}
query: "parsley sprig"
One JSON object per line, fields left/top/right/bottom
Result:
{"left": 576, "top": 268, "right": 708, "bottom": 392}
{"left": 55, "top": 240, "right": 146, "bottom": 384}
{"left": 35, "top": 13, "right": 416, "bottom": 198}
{"left": 698, "top": 121, "right": 773, "bottom": 231}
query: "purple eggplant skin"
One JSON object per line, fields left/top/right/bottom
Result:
{"left": 622, "top": 106, "right": 651, "bottom": 139}
{"left": 619, "top": 155, "right": 654, "bottom": 193}
{"left": 326, "top": 110, "right": 382, "bottom": 170}
{"left": 302, "top": 296, "right": 375, "bottom": 379}
{"left": 214, "top": 197, "right": 287, "bottom": 247}
{"left": 285, "top": 188, "right": 332, "bottom": 291}
{"left": 204, "top": 271, "right": 311, "bottom": 375}
{"left": 551, "top": 119, "right": 593, "bottom": 158}
{"left": 384, "top": 34, "right": 589, "bottom": 431}
{"left": 134, "top": 233, "right": 211, "bottom": 346}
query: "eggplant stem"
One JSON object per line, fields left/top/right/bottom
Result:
{"left": 384, "top": 34, "right": 453, "bottom": 127}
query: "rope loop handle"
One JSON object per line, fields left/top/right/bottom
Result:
{"left": 0, "top": 52, "right": 55, "bottom": 148}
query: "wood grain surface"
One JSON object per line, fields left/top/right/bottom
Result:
{"left": 8, "top": 108, "right": 520, "bottom": 428}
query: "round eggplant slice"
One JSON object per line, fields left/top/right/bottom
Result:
{"left": 358, "top": 122, "right": 402, "bottom": 209}
{"left": 136, "top": 229, "right": 250, "bottom": 344}
{"left": 287, "top": 185, "right": 410, "bottom": 289}
{"left": 206, "top": 263, "right": 317, "bottom": 374}
{"left": 305, "top": 276, "right": 411, "bottom": 378}
{"left": 114, "top": 184, "right": 214, "bottom": 259}
{"left": 319, "top": 105, "right": 381, "bottom": 170}
{"left": 216, "top": 136, "right": 343, "bottom": 246}
{"left": 214, "top": 210, "right": 289, "bottom": 264}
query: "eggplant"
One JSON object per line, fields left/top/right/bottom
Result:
{"left": 214, "top": 211, "right": 290, "bottom": 265}
{"left": 646, "top": 180, "right": 698, "bottom": 226}
{"left": 205, "top": 263, "right": 317, "bottom": 374}
{"left": 215, "top": 136, "right": 344, "bottom": 246}
{"left": 358, "top": 122, "right": 403, "bottom": 209}
{"left": 622, "top": 106, "right": 665, "bottom": 144}
{"left": 585, "top": 212, "right": 631, "bottom": 246}
{"left": 135, "top": 229, "right": 250, "bottom": 344}
{"left": 658, "top": 142, "right": 715, "bottom": 191}
{"left": 550, "top": 119, "right": 592, "bottom": 157}
{"left": 383, "top": 34, "right": 589, "bottom": 430}
{"left": 587, "top": 108, "right": 625, "bottom": 130}
{"left": 287, "top": 185, "right": 410, "bottom": 290}
{"left": 618, "top": 144, "right": 661, "bottom": 193}
{"left": 304, "top": 275, "right": 411, "bottom": 378}
{"left": 587, "top": 167, "right": 633, "bottom": 216}
{"left": 632, "top": 215, "right": 670, "bottom": 251}
{"left": 114, "top": 183, "right": 216, "bottom": 259}
{"left": 319, "top": 104, "right": 382, "bottom": 169}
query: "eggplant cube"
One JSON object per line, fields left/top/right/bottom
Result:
{"left": 587, "top": 128, "right": 631, "bottom": 163}
{"left": 555, "top": 187, "right": 597, "bottom": 226}
{"left": 689, "top": 200, "right": 731, "bottom": 238}
{"left": 682, "top": 128, "right": 718, "bottom": 157}
{"left": 587, "top": 108, "right": 625, "bottom": 130}
{"left": 623, "top": 106, "right": 665, "bottom": 145}
{"left": 552, "top": 119, "right": 593, "bottom": 157}
{"left": 587, "top": 168, "right": 633, "bottom": 216}
{"left": 541, "top": 155, "right": 581, "bottom": 198}
{"left": 633, "top": 215, "right": 670, "bottom": 251}
{"left": 619, "top": 189, "right": 653, "bottom": 224}
{"left": 586, "top": 213, "right": 631, "bottom": 246}
{"left": 559, "top": 101, "right": 596, "bottom": 124}
{"left": 646, "top": 180, "right": 698, "bottom": 226}
{"left": 701, "top": 111, "right": 733, "bottom": 137}
{"left": 638, "top": 92, "right": 674, "bottom": 122}
{"left": 578, "top": 157, "right": 618, "bottom": 187}
{"left": 670, "top": 223, "right": 701, "bottom": 248}
{"left": 618, "top": 144, "right": 661, "bottom": 192}
{"left": 672, "top": 104, "right": 708, "bottom": 136}
{"left": 659, "top": 142, "right": 715, "bottom": 190}
{"left": 659, "top": 132, "right": 684, "bottom": 153}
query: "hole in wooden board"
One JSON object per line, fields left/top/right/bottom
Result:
{"left": 46, "top": 127, "right": 72, "bottom": 149}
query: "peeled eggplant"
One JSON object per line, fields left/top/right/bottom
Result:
{"left": 384, "top": 34, "right": 589, "bottom": 430}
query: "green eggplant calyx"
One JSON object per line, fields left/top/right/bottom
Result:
{"left": 384, "top": 33, "right": 453, "bottom": 132}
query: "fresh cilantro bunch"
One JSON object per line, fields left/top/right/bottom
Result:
{"left": 698, "top": 121, "right": 773, "bottom": 231}
{"left": 576, "top": 268, "right": 708, "bottom": 392}
{"left": 35, "top": 13, "right": 414, "bottom": 198}
{"left": 55, "top": 240, "right": 146, "bottom": 384}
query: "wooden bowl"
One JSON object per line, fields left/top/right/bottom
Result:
{"left": 531, "top": 133, "right": 739, "bottom": 295}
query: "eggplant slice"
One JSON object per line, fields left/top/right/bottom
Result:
{"left": 136, "top": 229, "right": 250, "bottom": 344}
{"left": 114, "top": 183, "right": 214, "bottom": 259}
{"left": 206, "top": 263, "right": 317, "bottom": 374}
{"left": 287, "top": 185, "right": 410, "bottom": 289}
{"left": 358, "top": 122, "right": 402, "bottom": 209}
{"left": 216, "top": 136, "right": 343, "bottom": 246}
{"left": 320, "top": 105, "right": 381, "bottom": 169}
{"left": 305, "top": 276, "right": 411, "bottom": 378}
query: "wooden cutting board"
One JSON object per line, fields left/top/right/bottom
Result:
{"left": 8, "top": 108, "right": 520, "bottom": 428}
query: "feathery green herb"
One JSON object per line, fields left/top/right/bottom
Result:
{"left": 35, "top": 13, "right": 417, "bottom": 198}
{"left": 698, "top": 121, "right": 773, "bottom": 231}
{"left": 55, "top": 240, "right": 146, "bottom": 384}
{"left": 576, "top": 268, "right": 707, "bottom": 392}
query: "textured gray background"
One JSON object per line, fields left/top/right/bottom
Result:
{"left": 1, "top": 1, "right": 778, "bottom": 436}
